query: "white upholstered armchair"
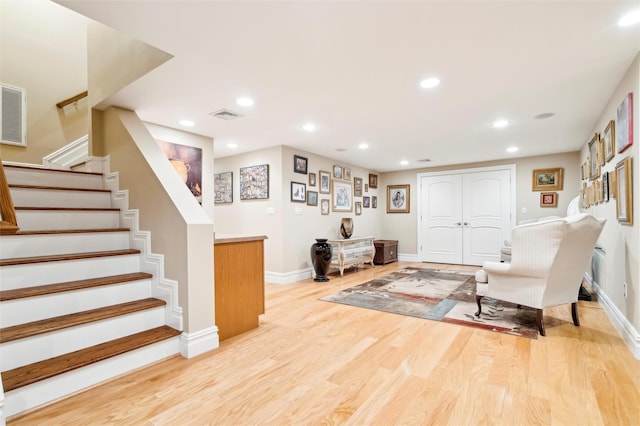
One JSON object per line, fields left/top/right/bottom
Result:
{"left": 475, "top": 214, "right": 605, "bottom": 336}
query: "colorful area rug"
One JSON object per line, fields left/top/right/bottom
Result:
{"left": 320, "top": 267, "right": 538, "bottom": 339}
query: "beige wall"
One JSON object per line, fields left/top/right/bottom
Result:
{"left": 379, "top": 151, "right": 580, "bottom": 255}
{"left": 0, "top": 0, "right": 89, "bottom": 163}
{"left": 214, "top": 146, "right": 383, "bottom": 275}
{"left": 580, "top": 53, "right": 639, "bottom": 334}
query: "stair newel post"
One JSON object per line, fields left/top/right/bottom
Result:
{"left": 0, "top": 160, "right": 19, "bottom": 234}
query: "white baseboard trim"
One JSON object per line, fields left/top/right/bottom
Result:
{"left": 398, "top": 253, "right": 419, "bottom": 262}
{"left": 587, "top": 277, "right": 640, "bottom": 360}
{"left": 179, "top": 327, "right": 219, "bottom": 359}
{"left": 265, "top": 268, "right": 313, "bottom": 284}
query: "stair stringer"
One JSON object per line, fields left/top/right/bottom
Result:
{"left": 99, "top": 157, "right": 183, "bottom": 331}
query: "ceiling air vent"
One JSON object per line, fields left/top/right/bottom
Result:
{"left": 210, "top": 109, "right": 243, "bottom": 120}
{"left": 418, "top": 158, "right": 432, "bottom": 162}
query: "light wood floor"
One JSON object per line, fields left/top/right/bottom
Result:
{"left": 10, "top": 262, "right": 640, "bottom": 425}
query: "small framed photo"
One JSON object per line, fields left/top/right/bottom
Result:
{"left": 308, "top": 172, "right": 316, "bottom": 186}
{"left": 332, "top": 179, "right": 353, "bottom": 212}
{"left": 307, "top": 190, "right": 318, "bottom": 206}
{"left": 354, "top": 177, "right": 363, "bottom": 197}
{"left": 363, "top": 196, "right": 370, "bottom": 208}
{"left": 355, "top": 201, "right": 362, "bottom": 216}
{"left": 532, "top": 168, "right": 564, "bottom": 191}
{"left": 615, "top": 156, "right": 633, "bottom": 225}
{"left": 603, "top": 120, "right": 615, "bottom": 163}
{"left": 365, "top": 183, "right": 369, "bottom": 193}
{"left": 319, "top": 170, "right": 331, "bottom": 193}
{"left": 387, "top": 184, "right": 410, "bottom": 213}
{"left": 616, "top": 93, "right": 633, "bottom": 154}
{"left": 372, "top": 196, "right": 377, "bottom": 208}
{"left": 588, "top": 135, "right": 600, "bottom": 180}
{"left": 321, "top": 199, "right": 330, "bottom": 215}
{"left": 333, "top": 165, "right": 343, "bottom": 179}
{"left": 294, "top": 155, "right": 308, "bottom": 174}
{"left": 369, "top": 173, "right": 378, "bottom": 189}
{"left": 291, "top": 181, "right": 306, "bottom": 202}
{"left": 344, "top": 168, "right": 352, "bottom": 180}
{"left": 540, "top": 192, "right": 558, "bottom": 207}
{"left": 214, "top": 171, "right": 233, "bottom": 204}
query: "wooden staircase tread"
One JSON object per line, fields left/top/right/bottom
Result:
{"left": 14, "top": 206, "right": 119, "bottom": 211}
{"left": 2, "top": 164, "right": 102, "bottom": 176}
{"left": 0, "top": 248, "right": 141, "bottom": 266}
{"left": 0, "top": 272, "right": 153, "bottom": 301}
{"left": 9, "top": 184, "right": 111, "bottom": 193}
{"left": 9, "top": 228, "right": 130, "bottom": 236}
{"left": 1, "top": 325, "right": 180, "bottom": 392}
{"left": 0, "top": 298, "right": 166, "bottom": 343}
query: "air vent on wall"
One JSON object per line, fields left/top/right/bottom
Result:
{"left": 1, "top": 83, "right": 27, "bottom": 147}
{"left": 210, "top": 109, "right": 243, "bottom": 120}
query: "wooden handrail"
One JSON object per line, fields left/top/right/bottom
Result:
{"left": 56, "top": 90, "right": 88, "bottom": 109}
{"left": 0, "top": 160, "right": 19, "bottom": 234}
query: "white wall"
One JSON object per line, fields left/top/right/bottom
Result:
{"left": 580, "top": 53, "right": 639, "bottom": 347}
{"left": 0, "top": 0, "right": 89, "bottom": 163}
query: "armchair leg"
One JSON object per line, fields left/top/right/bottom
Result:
{"left": 536, "top": 309, "right": 546, "bottom": 336}
{"left": 475, "top": 295, "right": 483, "bottom": 317}
{"left": 571, "top": 302, "right": 580, "bottom": 327}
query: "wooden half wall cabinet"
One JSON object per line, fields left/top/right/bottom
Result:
{"left": 214, "top": 234, "right": 267, "bottom": 341}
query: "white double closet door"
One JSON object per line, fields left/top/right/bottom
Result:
{"left": 419, "top": 166, "right": 515, "bottom": 266}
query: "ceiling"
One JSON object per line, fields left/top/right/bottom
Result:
{"left": 56, "top": 0, "right": 639, "bottom": 172}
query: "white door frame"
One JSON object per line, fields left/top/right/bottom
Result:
{"left": 416, "top": 164, "right": 516, "bottom": 261}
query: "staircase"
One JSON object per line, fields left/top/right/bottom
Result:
{"left": 0, "top": 163, "right": 181, "bottom": 419}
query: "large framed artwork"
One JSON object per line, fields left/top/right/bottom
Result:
{"left": 387, "top": 184, "right": 410, "bottom": 213}
{"left": 615, "top": 157, "right": 633, "bottom": 225}
{"left": 616, "top": 93, "right": 633, "bottom": 154}
{"left": 240, "top": 164, "right": 269, "bottom": 200}
{"left": 532, "top": 168, "right": 564, "bottom": 190}
{"left": 157, "top": 140, "right": 203, "bottom": 204}
{"left": 214, "top": 171, "right": 233, "bottom": 204}
{"left": 332, "top": 179, "right": 353, "bottom": 212}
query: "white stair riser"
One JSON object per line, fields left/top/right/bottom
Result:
{"left": 3, "top": 336, "right": 179, "bottom": 417}
{"left": 4, "top": 168, "right": 103, "bottom": 190}
{"left": 10, "top": 187, "right": 112, "bottom": 209}
{"left": 15, "top": 209, "right": 120, "bottom": 231}
{"left": 0, "top": 280, "right": 152, "bottom": 327}
{"left": 0, "top": 232, "right": 130, "bottom": 259}
{"left": 0, "top": 254, "right": 140, "bottom": 290}
{"left": 1, "top": 307, "right": 166, "bottom": 371}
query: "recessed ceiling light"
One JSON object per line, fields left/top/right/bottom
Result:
{"left": 534, "top": 112, "right": 555, "bottom": 120}
{"left": 420, "top": 78, "right": 440, "bottom": 89}
{"left": 236, "top": 97, "right": 254, "bottom": 107}
{"left": 400, "top": 160, "right": 409, "bottom": 166}
{"left": 302, "top": 123, "right": 317, "bottom": 132}
{"left": 618, "top": 9, "right": 640, "bottom": 26}
{"left": 358, "top": 143, "right": 369, "bottom": 150}
{"left": 506, "top": 146, "right": 519, "bottom": 153}
{"left": 492, "top": 119, "right": 509, "bottom": 128}
{"left": 179, "top": 119, "right": 194, "bottom": 127}
{"left": 227, "top": 143, "right": 237, "bottom": 149}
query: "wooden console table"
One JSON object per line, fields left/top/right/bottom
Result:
{"left": 327, "top": 236, "right": 375, "bottom": 277}
{"left": 214, "top": 234, "right": 267, "bottom": 341}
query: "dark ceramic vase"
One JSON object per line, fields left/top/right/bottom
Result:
{"left": 311, "top": 238, "right": 332, "bottom": 282}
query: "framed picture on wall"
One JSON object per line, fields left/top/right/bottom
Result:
{"left": 291, "top": 181, "right": 306, "bottom": 202}
{"left": 369, "top": 174, "right": 378, "bottom": 189}
{"left": 354, "top": 177, "right": 363, "bottom": 197}
{"left": 321, "top": 199, "right": 330, "bottom": 215}
{"left": 615, "top": 157, "right": 633, "bottom": 225}
{"left": 532, "top": 167, "right": 564, "bottom": 190}
{"left": 240, "top": 164, "right": 269, "bottom": 200}
{"left": 333, "top": 165, "right": 343, "bottom": 179}
{"left": 332, "top": 179, "right": 353, "bottom": 212}
{"left": 540, "top": 192, "right": 558, "bottom": 207}
{"left": 603, "top": 120, "right": 615, "bottom": 163}
{"left": 294, "top": 155, "right": 308, "bottom": 174}
{"left": 387, "top": 184, "right": 410, "bottom": 213}
{"left": 355, "top": 201, "right": 362, "bottom": 215}
{"left": 308, "top": 172, "right": 316, "bottom": 186}
{"left": 307, "top": 190, "right": 318, "bottom": 206}
{"left": 319, "top": 170, "right": 331, "bottom": 193}
{"left": 214, "top": 171, "right": 233, "bottom": 204}
{"left": 363, "top": 196, "right": 370, "bottom": 208}
{"left": 616, "top": 93, "right": 633, "bottom": 154}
